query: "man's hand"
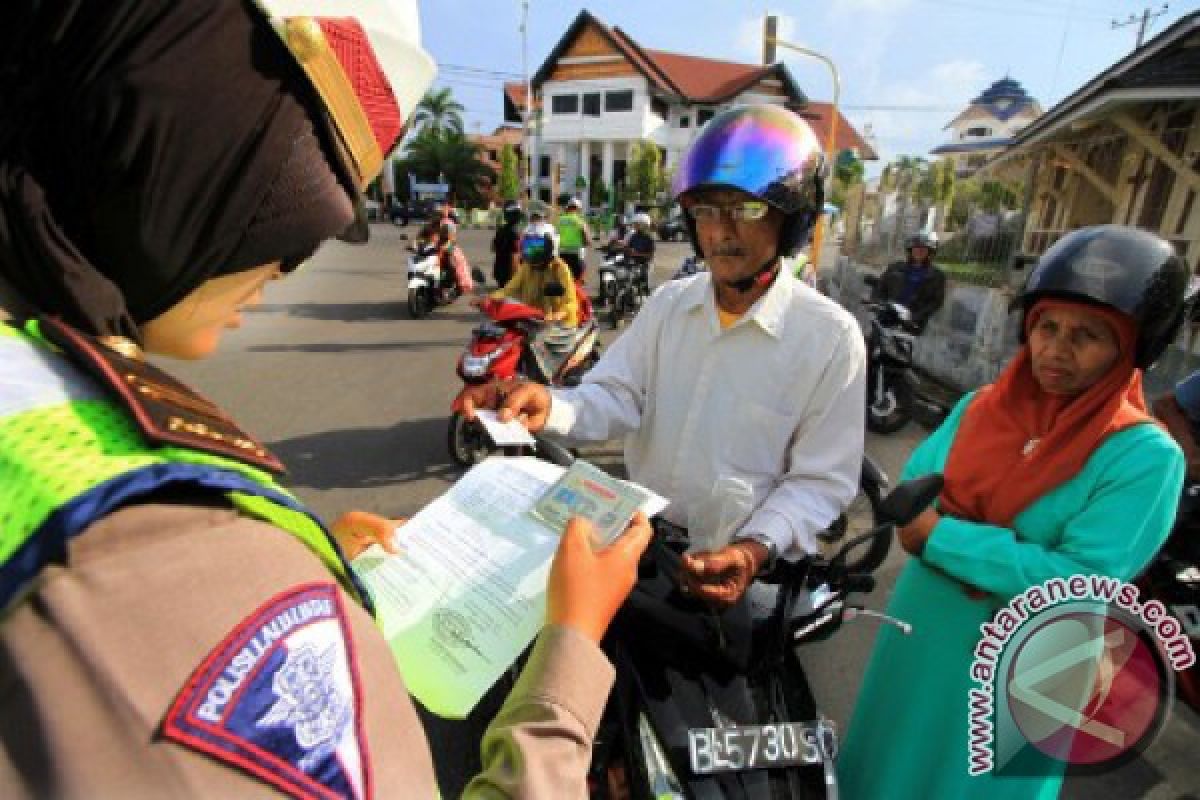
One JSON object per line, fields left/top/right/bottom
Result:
{"left": 897, "top": 508, "right": 940, "bottom": 556}
{"left": 680, "top": 540, "right": 769, "bottom": 609}
{"left": 453, "top": 378, "right": 553, "bottom": 433}
{"left": 331, "top": 511, "right": 407, "bottom": 560}
{"left": 547, "top": 513, "right": 654, "bottom": 643}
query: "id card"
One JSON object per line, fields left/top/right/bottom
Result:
{"left": 531, "top": 460, "right": 650, "bottom": 546}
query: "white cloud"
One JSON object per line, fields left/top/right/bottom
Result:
{"left": 734, "top": 13, "right": 799, "bottom": 62}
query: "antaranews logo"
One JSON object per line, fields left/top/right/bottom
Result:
{"left": 967, "top": 574, "right": 1195, "bottom": 777}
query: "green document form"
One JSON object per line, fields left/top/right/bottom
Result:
{"left": 352, "top": 456, "right": 665, "bottom": 719}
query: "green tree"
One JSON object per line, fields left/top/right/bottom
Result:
{"left": 627, "top": 140, "right": 665, "bottom": 206}
{"left": 498, "top": 144, "right": 520, "bottom": 202}
{"left": 412, "top": 87, "right": 465, "bottom": 135}
{"left": 399, "top": 128, "right": 495, "bottom": 207}
{"left": 834, "top": 152, "right": 865, "bottom": 193}
{"left": 922, "top": 159, "right": 957, "bottom": 235}
{"left": 590, "top": 177, "right": 610, "bottom": 209}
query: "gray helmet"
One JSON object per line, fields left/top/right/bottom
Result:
{"left": 906, "top": 232, "right": 938, "bottom": 253}
{"left": 1016, "top": 225, "right": 1188, "bottom": 368}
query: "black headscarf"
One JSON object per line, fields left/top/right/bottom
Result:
{"left": 0, "top": 0, "right": 356, "bottom": 339}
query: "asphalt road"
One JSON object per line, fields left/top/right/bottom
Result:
{"left": 169, "top": 223, "right": 1198, "bottom": 798}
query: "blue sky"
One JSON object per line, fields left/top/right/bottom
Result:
{"left": 416, "top": 0, "right": 1198, "bottom": 171}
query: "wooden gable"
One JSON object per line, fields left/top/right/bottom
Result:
{"left": 549, "top": 20, "right": 637, "bottom": 82}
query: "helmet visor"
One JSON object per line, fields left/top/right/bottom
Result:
{"left": 522, "top": 236, "right": 550, "bottom": 264}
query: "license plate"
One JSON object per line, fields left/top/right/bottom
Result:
{"left": 687, "top": 722, "right": 834, "bottom": 775}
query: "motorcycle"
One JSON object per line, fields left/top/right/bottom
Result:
{"left": 447, "top": 285, "right": 600, "bottom": 466}
{"left": 407, "top": 244, "right": 474, "bottom": 319}
{"left": 600, "top": 251, "right": 651, "bottom": 330}
{"left": 1137, "top": 481, "right": 1200, "bottom": 712}
{"left": 578, "top": 463, "right": 934, "bottom": 800}
{"left": 859, "top": 276, "right": 954, "bottom": 435}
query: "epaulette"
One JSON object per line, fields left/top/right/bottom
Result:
{"left": 38, "top": 316, "right": 287, "bottom": 476}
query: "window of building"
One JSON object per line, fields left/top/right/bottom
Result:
{"left": 582, "top": 92, "right": 601, "bottom": 117}
{"left": 698, "top": 109, "right": 715, "bottom": 126}
{"left": 551, "top": 94, "right": 578, "bottom": 115}
{"left": 679, "top": 115, "right": 690, "bottom": 129}
{"left": 488, "top": 150, "right": 497, "bottom": 161}
{"left": 539, "top": 155, "right": 551, "bottom": 179}
{"left": 651, "top": 98, "right": 669, "bottom": 118}
{"left": 966, "top": 126, "right": 991, "bottom": 137}
{"left": 605, "top": 90, "right": 634, "bottom": 112}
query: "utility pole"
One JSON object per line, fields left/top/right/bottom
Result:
{"left": 520, "top": 0, "right": 533, "bottom": 200}
{"left": 1112, "top": 4, "right": 1169, "bottom": 49}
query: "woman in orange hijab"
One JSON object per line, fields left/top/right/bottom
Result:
{"left": 840, "top": 226, "right": 1188, "bottom": 800}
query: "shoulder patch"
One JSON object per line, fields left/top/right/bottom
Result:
{"left": 163, "top": 584, "right": 372, "bottom": 800}
{"left": 38, "top": 315, "right": 286, "bottom": 475}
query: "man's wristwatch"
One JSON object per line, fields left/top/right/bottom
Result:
{"left": 735, "top": 533, "right": 779, "bottom": 575}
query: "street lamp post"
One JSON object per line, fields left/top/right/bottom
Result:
{"left": 520, "top": 0, "right": 532, "bottom": 200}
{"left": 766, "top": 36, "right": 840, "bottom": 274}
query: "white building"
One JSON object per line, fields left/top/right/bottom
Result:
{"left": 930, "top": 77, "right": 1042, "bottom": 177}
{"left": 504, "top": 10, "right": 876, "bottom": 208}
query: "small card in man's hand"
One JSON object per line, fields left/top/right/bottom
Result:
{"left": 531, "top": 459, "right": 651, "bottom": 546}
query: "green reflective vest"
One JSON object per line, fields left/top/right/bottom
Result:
{"left": 557, "top": 213, "right": 585, "bottom": 253}
{"left": 0, "top": 320, "right": 366, "bottom": 611}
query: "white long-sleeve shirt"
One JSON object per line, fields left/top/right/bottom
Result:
{"left": 545, "top": 269, "right": 866, "bottom": 557}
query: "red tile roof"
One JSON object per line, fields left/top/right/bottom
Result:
{"left": 640, "top": 49, "right": 773, "bottom": 102}
{"left": 503, "top": 82, "right": 539, "bottom": 112}
{"left": 800, "top": 102, "right": 879, "bottom": 160}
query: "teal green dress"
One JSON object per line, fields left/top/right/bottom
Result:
{"left": 838, "top": 393, "right": 1184, "bottom": 800}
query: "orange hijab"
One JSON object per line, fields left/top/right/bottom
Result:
{"left": 940, "top": 299, "right": 1152, "bottom": 527}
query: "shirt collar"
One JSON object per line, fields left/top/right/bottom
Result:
{"left": 684, "top": 266, "right": 793, "bottom": 339}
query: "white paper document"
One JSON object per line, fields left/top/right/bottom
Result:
{"left": 473, "top": 409, "right": 537, "bottom": 447}
{"left": 352, "top": 457, "right": 666, "bottom": 719}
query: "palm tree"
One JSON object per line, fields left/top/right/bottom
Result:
{"left": 400, "top": 128, "right": 495, "bottom": 207}
{"left": 412, "top": 87, "right": 465, "bottom": 135}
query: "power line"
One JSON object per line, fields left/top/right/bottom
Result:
{"left": 1112, "top": 3, "right": 1170, "bottom": 48}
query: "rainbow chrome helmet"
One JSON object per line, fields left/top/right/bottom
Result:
{"left": 672, "top": 104, "right": 825, "bottom": 257}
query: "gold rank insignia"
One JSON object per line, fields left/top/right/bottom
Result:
{"left": 38, "top": 316, "right": 287, "bottom": 476}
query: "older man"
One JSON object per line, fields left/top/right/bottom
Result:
{"left": 459, "top": 105, "right": 866, "bottom": 607}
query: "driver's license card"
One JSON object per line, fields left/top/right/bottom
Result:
{"left": 531, "top": 459, "right": 649, "bottom": 546}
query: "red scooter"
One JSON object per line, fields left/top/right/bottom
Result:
{"left": 447, "top": 285, "right": 599, "bottom": 466}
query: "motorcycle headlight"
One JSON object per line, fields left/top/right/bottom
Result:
{"left": 461, "top": 345, "right": 510, "bottom": 378}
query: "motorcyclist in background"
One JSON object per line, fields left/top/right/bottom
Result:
{"left": 484, "top": 233, "right": 580, "bottom": 327}
{"left": 491, "top": 201, "right": 523, "bottom": 287}
{"left": 610, "top": 212, "right": 656, "bottom": 265}
{"left": 873, "top": 231, "right": 947, "bottom": 332}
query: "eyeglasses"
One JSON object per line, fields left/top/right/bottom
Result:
{"left": 686, "top": 201, "right": 770, "bottom": 223}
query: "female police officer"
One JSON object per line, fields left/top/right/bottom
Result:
{"left": 0, "top": 2, "right": 649, "bottom": 797}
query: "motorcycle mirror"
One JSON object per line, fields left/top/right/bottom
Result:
{"left": 879, "top": 474, "right": 944, "bottom": 526}
{"left": 544, "top": 282, "right": 567, "bottom": 298}
{"left": 862, "top": 274, "right": 879, "bottom": 289}
{"left": 532, "top": 433, "right": 575, "bottom": 468}
{"left": 471, "top": 268, "right": 486, "bottom": 284}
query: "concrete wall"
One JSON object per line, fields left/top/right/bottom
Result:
{"left": 828, "top": 256, "right": 1197, "bottom": 400}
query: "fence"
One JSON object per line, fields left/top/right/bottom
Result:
{"left": 838, "top": 179, "right": 1026, "bottom": 289}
